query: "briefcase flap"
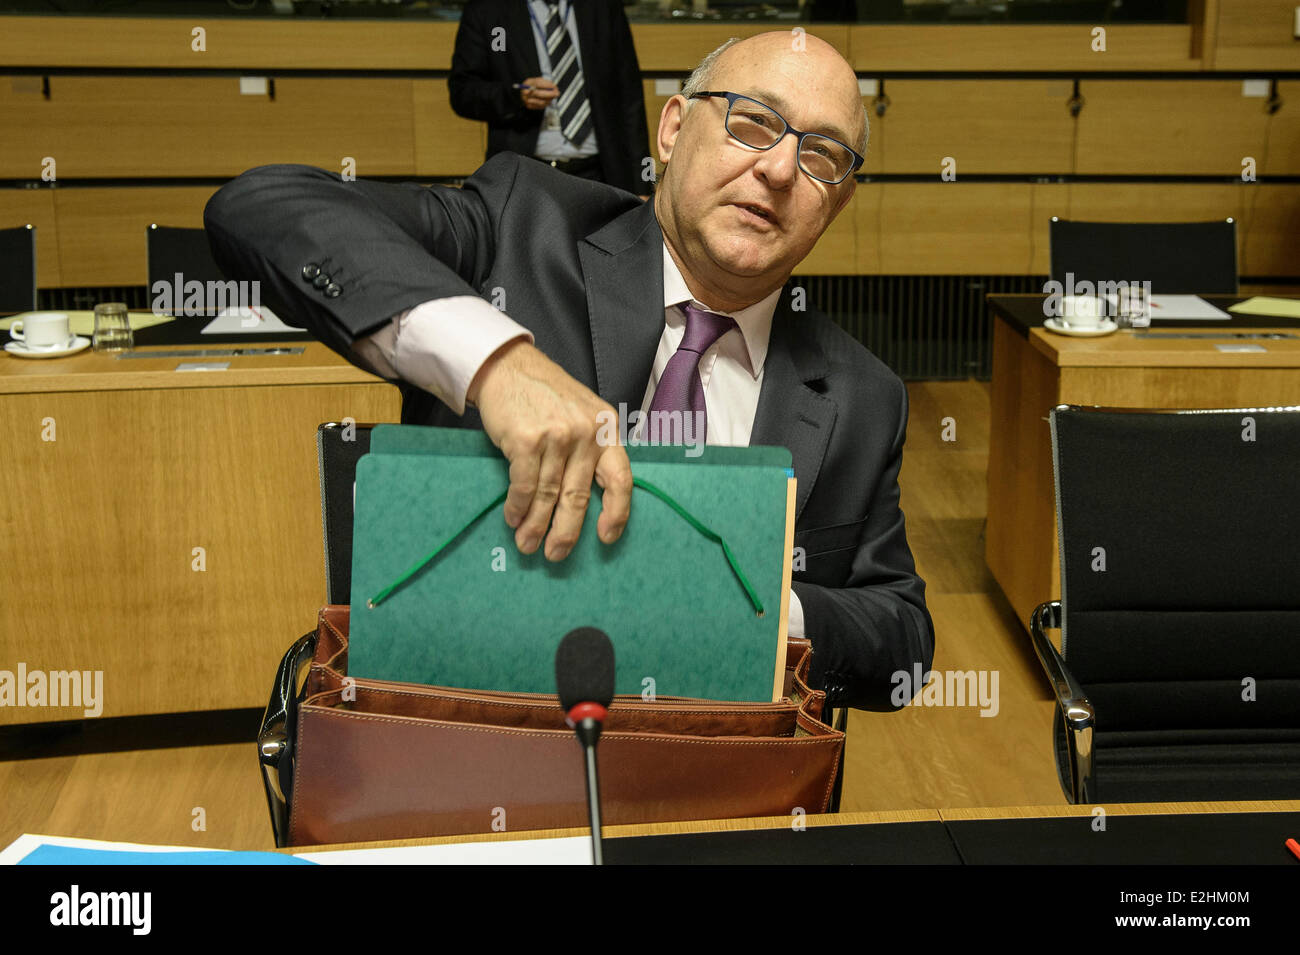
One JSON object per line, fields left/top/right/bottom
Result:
{"left": 286, "top": 606, "right": 844, "bottom": 846}
{"left": 307, "top": 605, "right": 826, "bottom": 723}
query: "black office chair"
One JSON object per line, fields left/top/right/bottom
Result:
{"left": 1031, "top": 405, "right": 1300, "bottom": 804}
{"left": 0, "top": 224, "right": 37, "bottom": 315}
{"left": 317, "top": 421, "right": 376, "bottom": 604}
{"left": 258, "top": 420, "right": 376, "bottom": 845}
{"left": 1048, "top": 218, "right": 1238, "bottom": 294}
{"left": 146, "top": 224, "right": 230, "bottom": 316}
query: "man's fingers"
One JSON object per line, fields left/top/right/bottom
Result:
{"left": 545, "top": 446, "right": 599, "bottom": 562}
{"left": 594, "top": 444, "right": 633, "bottom": 545}
{"left": 503, "top": 447, "right": 541, "bottom": 531}
{"left": 473, "top": 343, "right": 629, "bottom": 559}
{"left": 515, "top": 439, "right": 567, "bottom": 555}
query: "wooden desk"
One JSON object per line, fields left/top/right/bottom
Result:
{"left": 985, "top": 294, "right": 1300, "bottom": 630}
{"left": 295, "top": 808, "right": 941, "bottom": 853}
{"left": 939, "top": 799, "right": 1300, "bottom": 820}
{"left": 0, "top": 335, "right": 401, "bottom": 723}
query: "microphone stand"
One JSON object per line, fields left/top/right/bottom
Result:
{"left": 573, "top": 715, "right": 604, "bottom": 865}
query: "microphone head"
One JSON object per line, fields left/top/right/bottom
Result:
{"left": 555, "top": 627, "right": 615, "bottom": 712}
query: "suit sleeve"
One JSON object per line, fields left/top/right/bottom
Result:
{"left": 448, "top": 1, "right": 525, "bottom": 125}
{"left": 203, "top": 161, "right": 505, "bottom": 357}
{"left": 792, "top": 381, "right": 936, "bottom": 711}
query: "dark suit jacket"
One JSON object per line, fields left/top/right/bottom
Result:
{"left": 203, "top": 153, "right": 934, "bottom": 709}
{"left": 449, "top": 0, "right": 650, "bottom": 195}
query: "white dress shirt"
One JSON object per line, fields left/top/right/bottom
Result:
{"left": 350, "top": 245, "right": 806, "bottom": 637}
{"left": 640, "top": 245, "right": 776, "bottom": 446}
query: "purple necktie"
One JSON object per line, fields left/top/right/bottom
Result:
{"left": 648, "top": 304, "right": 737, "bottom": 439}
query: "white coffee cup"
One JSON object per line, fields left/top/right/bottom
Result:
{"left": 10, "top": 312, "right": 74, "bottom": 349}
{"left": 1060, "top": 295, "right": 1103, "bottom": 329}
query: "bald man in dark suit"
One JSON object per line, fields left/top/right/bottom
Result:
{"left": 206, "top": 32, "right": 933, "bottom": 710}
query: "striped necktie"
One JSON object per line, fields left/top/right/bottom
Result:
{"left": 543, "top": 2, "right": 594, "bottom": 146}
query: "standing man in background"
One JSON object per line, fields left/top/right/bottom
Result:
{"left": 449, "top": 0, "right": 652, "bottom": 196}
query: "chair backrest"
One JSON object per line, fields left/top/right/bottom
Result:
{"left": 1051, "top": 406, "right": 1300, "bottom": 746}
{"left": 318, "top": 422, "right": 375, "bottom": 604}
{"left": 1048, "top": 218, "right": 1238, "bottom": 295}
{"left": 0, "top": 224, "right": 37, "bottom": 315}
{"left": 146, "top": 224, "right": 229, "bottom": 316}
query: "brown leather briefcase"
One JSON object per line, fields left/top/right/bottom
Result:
{"left": 258, "top": 606, "right": 845, "bottom": 847}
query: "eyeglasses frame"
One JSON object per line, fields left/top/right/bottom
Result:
{"left": 687, "top": 90, "right": 865, "bottom": 185}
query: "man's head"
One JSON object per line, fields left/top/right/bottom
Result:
{"left": 654, "top": 32, "right": 866, "bottom": 312}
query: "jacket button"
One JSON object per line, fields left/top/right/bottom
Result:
{"left": 312, "top": 274, "right": 331, "bottom": 290}
{"left": 324, "top": 283, "right": 342, "bottom": 298}
{"left": 302, "top": 263, "right": 320, "bottom": 281}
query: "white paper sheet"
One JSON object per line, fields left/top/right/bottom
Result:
{"left": 201, "top": 306, "right": 298, "bottom": 334}
{"left": 2, "top": 831, "right": 593, "bottom": 865}
{"left": 0, "top": 833, "right": 220, "bottom": 864}
{"left": 296, "top": 835, "right": 593, "bottom": 865}
{"left": 1145, "top": 294, "right": 1233, "bottom": 321}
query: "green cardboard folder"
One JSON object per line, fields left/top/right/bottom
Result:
{"left": 348, "top": 425, "right": 795, "bottom": 701}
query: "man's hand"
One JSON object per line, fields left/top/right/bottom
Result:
{"left": 519, "top": 77, "right": 559, "bottom": 111}
{"left": 467, "top": 339, "right": 632, "bottom": 562}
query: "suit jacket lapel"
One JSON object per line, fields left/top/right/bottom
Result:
{"left": 578, "top": 200, "right": 664, "bottom": 412}
{"left": 572, "top": 0, "right": 597, "bottom": 70}
{"left": 751, "top": 290, "right": 836, "bottom": 522}
{"left": 511, "top": 1, "right": 540, "bottom": 79}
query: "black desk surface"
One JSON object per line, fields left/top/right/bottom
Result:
{"left": 131, "top": 317, "right": 314, "bottom": 347}
{"left": 607, "top": 820, "right": 961, "bottom": 865}
{"left": 606, "top": 811, "right": 1300, "bottom": 865}
{"left": 945, "top": 812, "right": 1300, "bottom": 866}
{"left": 988, "top": 294, "right": 1300, "bottom": 339}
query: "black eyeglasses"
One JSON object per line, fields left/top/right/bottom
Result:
{"left": 688, "top": 91, "right": 864, "bottom": 185}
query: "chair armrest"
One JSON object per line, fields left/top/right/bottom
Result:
{"left": 1030, "top": 601, "right": 1096, "bottom": 804}
{"left": 257, "top": 629, "right": 318, "bottom": 848}
{"left": 1030, "top": 601, "right": 1088, "bottom": 708}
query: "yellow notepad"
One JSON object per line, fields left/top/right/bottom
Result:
{"left": 1227, "top": 297, "right": 1300, "bottom": 319}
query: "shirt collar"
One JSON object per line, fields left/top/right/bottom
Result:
{"left": 661, "top": 244, "right": 777, "bottom": 379}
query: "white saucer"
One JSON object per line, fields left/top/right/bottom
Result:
{"left": 1043, "top": 318, "right": 1119, "bottom": 338}
{"left": 4, "top": 336, "right": 92, "bottom": 359}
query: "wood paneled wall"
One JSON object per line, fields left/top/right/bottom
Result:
{"left": 10, "top": 180, "right": 1293, "bottom": 285}
{"left": 1212, "top": 0, "right": 1300, "bottom": 70}
{"left": 9, "top": 72, "right": 1293, "bottom": 183}
{"left": 0, "top": 19, "right": 1200, "bottom": 73}
{"left": 5, "top": 8, "right": 1291, "bottom": 73}
{"left": 874, "top": 80, "right": 1076, "bottom": 175}
{"left": 0, "top": 18, "right": 461, "bottom": 70}
{"left": 2, "top": 11, "right": 1298, "bottom": 285}
{"left": 0, "top": 76, "right": 484, "bottom": 180}
{"left": 1074, "top": 80, "right": 1274, "bottom": 176}
{"left": 848, "top": 24, "right": 1197, "bottom": 72}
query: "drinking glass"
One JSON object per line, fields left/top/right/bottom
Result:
{"left": 93, "top": 302, "right": 133, "bottom": 352}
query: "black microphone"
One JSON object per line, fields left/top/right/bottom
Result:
{"left": 555, "top": 627, "right": 615, "bottom": 865}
